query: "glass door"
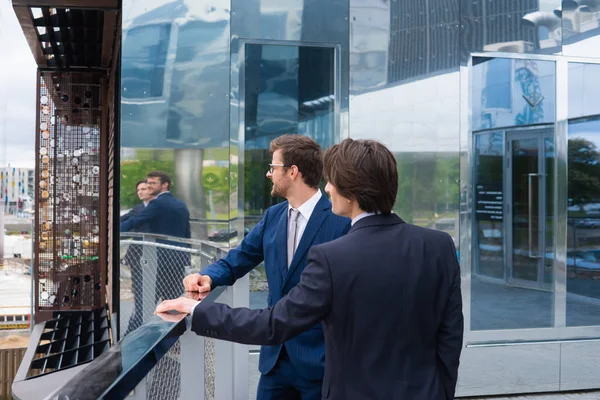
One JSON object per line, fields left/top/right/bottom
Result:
{"left": 506, "top": 130, "right": 554, "bottom": 290}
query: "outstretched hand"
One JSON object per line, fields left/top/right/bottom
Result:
{"left": 155, "top": 296, "right": 199, "bottom": 315}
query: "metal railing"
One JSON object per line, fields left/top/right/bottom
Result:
{"left": 119, "top": 233, "right": 249, "bottom": 400}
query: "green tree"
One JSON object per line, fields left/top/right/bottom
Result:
{"left": 568, "top": 138, "right": 600, "bottom": 204}
{"left": 120, "top": 160, "right": 176, "bottom": 210}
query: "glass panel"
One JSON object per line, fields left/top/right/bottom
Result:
{"left": 511, "top": 137, "right": 540, "bottom": 281}
{"left": 472, "top": 57, "right": 556, "bottom": 131}
{"left": 567, "top": 62, "right": 600, "bottom": 327}
{"left": 461, "top": 0, "right": 562, "bottom": 55}
{"left": 473, "top": 132, "right": 505, "bottom": 280}
{"left": 243, "top": 44, "right": 336, "bottom": 309}
{"left": 567, "top": 119, "right": 600, "bottom": 326}
{"left": 471, "top": 57, "right": 556, "bottom": 331}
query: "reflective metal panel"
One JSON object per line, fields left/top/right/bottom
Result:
{"left": 561, "top": 2, "right": 600, "bottom": 58}
{"left": 121, "top": 3, "right": 230, "bottom": 148}
{"left": 120, "top": 0, "right": 232, "bottom": 240}
{"left": 560, "top": 341, "right": 600, "bottom": 390}
{"left": 350, "top": 0, "right": 460, "bottom": 245}
{"left": 457, "top": 343, "right": 560, "bottom": 396}
{"left": 231, "top": 0, "right": 348, "bottom": 43}
{"left": 230, "top": 0, "right": 349, "bottom": 137}
{"left": 566, "top": 62, "right": 600, "bottom": 326}
{"left": 461, "top": 0, "right": 562, "bottom": 57}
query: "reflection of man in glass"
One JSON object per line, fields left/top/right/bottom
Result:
{"left": 181, "top": 135, "right": 351, "bottom": 400}
{"left": 121, "top": 171, "right": 191, "bottom": 307}
{"left": 121, "top": 180, "right": 155, "bottom": 335}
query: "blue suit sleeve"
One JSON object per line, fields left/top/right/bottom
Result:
{"left": 200, "top": 211, "right": 270, "bottom": 288}
{"left": 191, "top": 245, "right": 333, "bottom": 345}
{"left": 120, "top": 200, "right": 160, "bottom": 232}
{"left": 120, "top": 209, "right": 134, "bottom": 223}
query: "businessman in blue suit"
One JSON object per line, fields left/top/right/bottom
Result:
{"left": 182, "top": 135, "right": 350, "bottom": 400}
{"left": 121, "top": 171, "right": 191, "bottom": 303}
{"left": 120, "top": 179, "right": 155, "bottom": 334}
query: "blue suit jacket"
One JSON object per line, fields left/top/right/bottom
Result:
{"left": 120, "top": 192, "right": 191, "bottom": 240}
{"left": 201, "top": 192, "right": 350, "bottom": 380}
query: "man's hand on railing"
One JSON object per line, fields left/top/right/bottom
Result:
{"left": 183, "top": 273, "right": 212, "bottom": 292}
{"left": 155, "top": 296, "right": 198, "bottom": 315}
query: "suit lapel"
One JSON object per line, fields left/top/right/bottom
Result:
{"left": 276, "top": 208, "right": 289, "bottom": 281}
{"left": 284, "top": 194, "right": 330, "bottom": 287}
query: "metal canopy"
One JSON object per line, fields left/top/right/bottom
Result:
{"left": 12, "top": 0, "right": 118, "bottom": 69}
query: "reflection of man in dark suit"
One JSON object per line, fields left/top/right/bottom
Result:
{"left": 121, "top": 171, "right": 191, "bottom": 304}
{"left": 121, "top": 180, "right": 155, "bottom": 334}
{"left": 158, "top": 139, "right": 464, "bottom": 400}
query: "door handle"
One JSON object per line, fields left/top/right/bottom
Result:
{"left": 528, "top": 173, "right": 541, "bottom": 258}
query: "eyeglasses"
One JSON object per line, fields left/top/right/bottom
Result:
{"left": 268, "top": 163, "right": 290, "bottom": 174}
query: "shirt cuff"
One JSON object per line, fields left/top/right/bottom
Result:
{"left": 185, "top": 301, "right": 203, "bottom": 330}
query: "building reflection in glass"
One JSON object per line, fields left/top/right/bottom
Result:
{"left": 470, "top": 56, "right": 555, "bottom": 331}
{"left": 567, "top": 63, "right": 600, "bottom": 326}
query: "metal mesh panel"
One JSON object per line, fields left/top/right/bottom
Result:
{"left": 120, "top": 235, "right": 221, "bottom": 399}
{"left": 120, "top": 237, "right": 197, "bottom": 334}
{"left": 35, "top": 72, "right": 105, "bottom": 315}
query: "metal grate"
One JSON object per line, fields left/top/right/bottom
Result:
{"left": 32, "top": 7, "right": 104, "bottom": 69}
{"left": 26, "top": 308, "right": 110, "bottom": 379}
{"left": 35, "top": 71, "right": 105, "bottom": 315}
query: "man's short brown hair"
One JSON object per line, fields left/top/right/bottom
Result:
{"left": 323, "top": 138, "right": 398, "bottom": 215}
{"left": 270, "top": 134, "right": 323, "bottom": 188}
{"left": 146, "top": 170, "right": 171, "bottom": 190}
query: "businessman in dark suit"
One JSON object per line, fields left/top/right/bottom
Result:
{"left": 181, "top": 135, "right": 350, "bottom": 400}
{"left": 120, "top": 180, "right": 155, "bottom": 334}
{"left": 121, "top": 171, "right": 191, "bottom": 303}
{"left": 157, "top": 139, "right": 464, "bottom": 400}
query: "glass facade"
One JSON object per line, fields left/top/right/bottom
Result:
{"left": 119, "top": 0, "right": 600, "bottom": 397}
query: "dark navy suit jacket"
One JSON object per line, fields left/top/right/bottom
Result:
{"left": 120, "top": 203, "right": 150, "bottom": 267}
{"left": 191, "top": 214, "right": 463, "bottom": 399}
{"left": 200, "top": 192, "right": 350, "bottom": 380}
{"left": 120, "top": 203, "right": 150, "bottom": 232}
{"left": 120, "top": 192, "right": 190, "bottom": 240}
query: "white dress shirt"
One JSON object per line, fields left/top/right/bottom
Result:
{"left": 187, "top": 190, "right": 323, "bottom": 318}
{"left": 288, "top": 190, "right": 322, "bottom": 249}
{"left": 351, "top": 212, "right": 376, "bottom": 226}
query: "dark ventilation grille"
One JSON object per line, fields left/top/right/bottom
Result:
{"left": 26, "top": 309, "right": 110, "bottom": 379}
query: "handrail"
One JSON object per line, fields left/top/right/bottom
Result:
{"left": 42, "top": 287, "right": 226, "bottom": 400}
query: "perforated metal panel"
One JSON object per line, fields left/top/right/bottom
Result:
{"left": 35, "top": 71, "right": 106, "bottom": 315}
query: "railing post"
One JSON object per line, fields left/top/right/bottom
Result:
{"left": 141, "top": 236, "right": 157, "bottom": 322}
{"left": 213, "top": 276, "right": 249, "bottom": 400}
{"left": 179, "top": 331, "right": 206, "bottom": 400}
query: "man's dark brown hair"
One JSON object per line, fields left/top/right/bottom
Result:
{"left": 270, "top": 134, "right": 323, "bottom": 188}
{"left": 147, "top": 170, "right": 171, "bottom": 190}
{"left": 323, "top": 138, "right": 398, "bottom": 215}
{"left": 135, "top": 179, "right": 147, "bottom": 189}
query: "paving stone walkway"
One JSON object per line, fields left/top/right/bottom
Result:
{"left": 465, "top": 392, "right": 600, "bottom": 399}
